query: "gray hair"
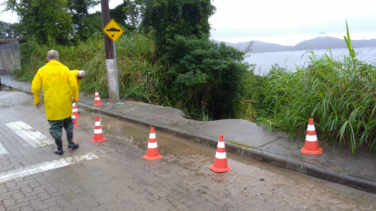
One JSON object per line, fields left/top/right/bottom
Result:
{"left": 78, "top": 70, "right": 86, "bottom": 77}
{"left": 47, "top": 50, "right": 59, "bottom": 60}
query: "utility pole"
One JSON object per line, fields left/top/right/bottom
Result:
{"left": 101, "top": 0, "right": 120, "bottom": 103}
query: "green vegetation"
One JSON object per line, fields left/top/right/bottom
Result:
{"left": 228, "top": 141, "right": 255, "bottom": 149}
{"left": 68, "top": 0, "right": 101, "bottom": 41}
{"left": 253, "top": 23, "right": 376, "bottom": 154}
{"left": 83, "top": 107, "right": 93, "bottom": 113}
{"left": 12, "top": 32, "right": 162, "bottom": 101}
{"left": 164, "top": 35, "right": 249, "bottom": 119}
{"left": 1, "top": 0, "right": 135, "bottom": 43}
{"left": 259, "top": 54, "right": 376, "bottom": 154}
{"left": 12, "top": 30, "right": 250, "bottom": 120}
{"left": 140, "top": 0, "right": 215, "bottom": 53}
{"left": 10, "top": 0, "right": 249, "bottom": 121}
{"left": 0, "top": 21, "right": 20, "bottom": 38}
{"left": 4, "top": 0, "right": 74, "bottom": 45}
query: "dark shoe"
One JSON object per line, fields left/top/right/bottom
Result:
{"left": 55, "top": 138, "right": 63, "bottom": 150}
{"left": 67, "top": 133, "right": 79, "bottom": 150}
{"left": 54, "top": 149, "right": 64, "bottom": 155}
{"left": 68, "top": 143, "right": 79, "bottom": 150}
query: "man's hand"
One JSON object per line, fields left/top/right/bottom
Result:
{"left": 35, "top": 103, "right": 42, "bottom": 109}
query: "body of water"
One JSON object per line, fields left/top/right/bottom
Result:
{"left": 245, "top": 47, "right": 376, "bottom": 75}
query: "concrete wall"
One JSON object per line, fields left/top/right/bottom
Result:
{"left": 0, "top": 40, "right": 21, "bottom": 73}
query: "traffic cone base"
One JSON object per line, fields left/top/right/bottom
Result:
{"left": 143, "top": 154, "right": 163, "bottom": 161}
{"left": 210, "top": 135, "right": 232, "bottom": 173}
{"left": 143, "top": 127, "right": 162, "bottom": 160}
{"left": 209, "top": 164, "right": 232, "bottom": 173}
{"left": 301, "top": 118, "right": 323, "bottom": 155}
{"left": 91, "top": 137, "right": 107, "bottom": 142}
{"left": 91, "top": 117, "right": 107, "bottom": 142}
{"left": 301, "top": 146, "right": 323, "bottom": 154}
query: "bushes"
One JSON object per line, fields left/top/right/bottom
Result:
{"left": 164, "top": 35, "right": 249, "bottom": 119}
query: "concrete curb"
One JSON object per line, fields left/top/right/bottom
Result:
{"left": 2, "top": 83, "right": 376, "bottom": 194}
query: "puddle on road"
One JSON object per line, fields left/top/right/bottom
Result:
{"left": 74, "top": 109, "right": 376, "bottom": 210}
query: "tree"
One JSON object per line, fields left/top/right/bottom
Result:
{"left": 109, "top": 0, "right": 141, "bottom": 31}
{"left": 76, "top": 12, "right": 103, "bottom": 39}
{"left": 3, "top": 0, "right": 73, "bottom": 45}
{"left": 0, "top": 21, "right": 20, "bottom": 38}
{"left": 110, "top": 1, "right": 129, "bottom": 27}
{"left": 122, "top": 0, "right": 142, "bottom": 28}
{"left": 67, "top": 0, "right": 100, "bottom": 40}
{"left": 140, "top": 0, "right": 215, "bottom": 53}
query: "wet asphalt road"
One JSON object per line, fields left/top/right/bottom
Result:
{"left": 0, "top": 90, "right": 375, "bottom": 211}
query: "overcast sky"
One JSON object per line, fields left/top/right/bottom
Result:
{"left": 1, "top": 0, "right": 375, "bottom": 46}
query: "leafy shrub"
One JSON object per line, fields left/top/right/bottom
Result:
{"left": 164, "top": 35, "right": 249, "bottom": 119}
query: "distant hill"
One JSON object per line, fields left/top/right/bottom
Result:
{"left": 215, "top": 36, "right": 376, "bottom": 53}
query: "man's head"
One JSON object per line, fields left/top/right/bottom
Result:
{"left": 47, "top": 50, "right": 59, "bottom": 61}
{"left": 78, "top": 70, "right": 86, "bottom": 79}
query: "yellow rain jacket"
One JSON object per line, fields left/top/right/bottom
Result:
{"left": 71, "top": 70, "right": 82, "bottom": 89}
{"left": 31, "top": 60, "right": 79, "bottom": 120}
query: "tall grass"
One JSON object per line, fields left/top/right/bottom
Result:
{"left": 12, "top": 32, "right": 166, "bottom": 103}
{"left": 114, "top": 33, "right": 163, "bottom": 102}
{"left": 258, "top": 45, "right": 376, "bottom": 155}
{"left": 12, "top": 35, "right": 102, "bottom": 82}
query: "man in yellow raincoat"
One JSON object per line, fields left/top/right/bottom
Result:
{"left": 31, "top": 50, "right": 80, "bottom": 155}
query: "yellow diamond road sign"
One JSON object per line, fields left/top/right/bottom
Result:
{"left": 103, "top": 19, "right": 124, "bottom": 42}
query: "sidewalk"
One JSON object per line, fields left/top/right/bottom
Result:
{"left": 1, "top": 73, "right": 376, "bottom": 194}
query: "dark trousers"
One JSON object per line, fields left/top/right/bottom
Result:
{"left": 48, "top": 116, "right": 74, "bottom": 150}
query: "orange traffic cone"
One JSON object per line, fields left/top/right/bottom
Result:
{"left": 301, "top": 118, "right": 323, "bottom": 154}
{"left": 71, "top": 115, "right": 79, "bottom": 127}
{"left": 143, "top": 127, "right": 162, "bottom": 160}
{"left": 72, "top": 103, "right": 80, "bottom": 118}
{"left": 90, "top": 116, "right": 107, "bottom": 142}
{"left": 210, "top": 135, "right": 232, "bottom": 173}
{"left": 93, "top": 90, "right": 103, "bottom": 106}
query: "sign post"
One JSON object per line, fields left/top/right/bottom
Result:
{"left": 100, "top": 0, "right": 122, "bottom": 103}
